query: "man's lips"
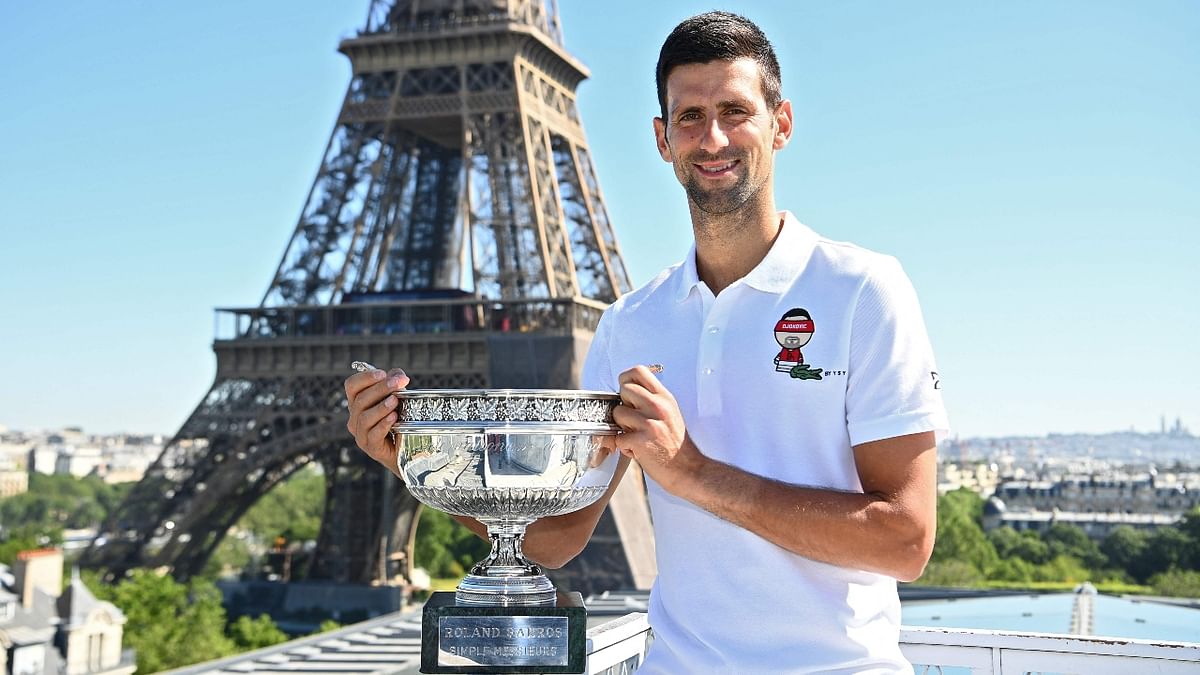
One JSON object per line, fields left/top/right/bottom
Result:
{"left": 692, "top": 159, "right": 740, "bottom": 177}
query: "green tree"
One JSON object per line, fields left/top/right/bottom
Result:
{"left": 1132, "top": 527, "right": 1192, "bottom": 583}
{"left": 1176, "top": 507, "right": 1200, "bottom": 565}
{"left": 414, "top": 508, "right": 489, "bottom": 578}
{"left": 988, "top": 527, "right": 1051, "bottom": 565}
{"left": 314, "top": 619, "right": 342, "bottom": 634}
{"left": 987, "top": 555, "right": 1035, "bottom": 583}
{"left": 203, "top": 531, "right": 254, "bottom": 580}
{"left": 1101, "top": 526, "right": 1148, "bottom": 572}
{"left": 0, "top": 524, "right": 62, "bottom": 566}
{"left": 1043, "top": 523, "right": 1107, "bottom": 569}
{"left": 0, "top": 474, "right": 132, "bottom": 532}
{"left": 89, "top": 569, "right": 236, "bottom": 672}
{"left": 928, "top": 489, "right": 998, "bottom": 578}
{"left": 1032, "top": 554, "right": 1091, "bottom": 583}
{"left": 237, "top": 465, "right": 325, "bottom": 544}
{"left": 1150, "top": 568, "right": 1200, "bottom": 598}
{"left": 918, "top": 559, "right": 984, "bottom": 586}
{"left": 228, "top": 614, "right": 289, "bottom": 650}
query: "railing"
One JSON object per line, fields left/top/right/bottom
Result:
{"left": 588, "top": 613, "right": 652, "bottom": 674}
{"left": 361, "top": 4, "right": 564, "bottom": 45}
{"left": 214, "top": 297, "right": 608, "bottom": 342}
{"left": 901, "top": 626, "right": 1200, "bottom": 674}
{"left": 595, "top": 616, "right": 1200, "bottom": 674}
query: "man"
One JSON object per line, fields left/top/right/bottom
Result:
{"left": 346, "top": 11, "right": 948, "bottom": 673}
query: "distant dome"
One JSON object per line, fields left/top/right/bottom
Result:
{"left": 984, "top": 496, "right": 1007, "bottom": 516}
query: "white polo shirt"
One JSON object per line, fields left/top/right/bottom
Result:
{"left": 582, "top": 212, "right": 949, "bottom": 674}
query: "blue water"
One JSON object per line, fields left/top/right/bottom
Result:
{"left": 1092, "top": 595, "right": 1200, "bottom": 643}
{"left": 901, "top": 593, "right": 1200, "bottom": 643}
{"left": 903, "top": 593, "right": 1075, "bottom": 634}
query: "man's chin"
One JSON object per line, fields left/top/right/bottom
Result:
{"left": 685, "top": 185, "right": 752, "bottom": 215}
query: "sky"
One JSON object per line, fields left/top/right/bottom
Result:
{"left": 0, "top": 1, "right": 1196, "bottom": 440}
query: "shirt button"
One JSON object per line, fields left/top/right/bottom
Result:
{"left": 707, "top": 326, "right": 720, "bottom": 334}
{"left": 703, "top": 367, "right": 714, "bottom": 376}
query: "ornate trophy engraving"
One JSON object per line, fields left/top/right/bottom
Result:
{"left": 392, "top": 389, "right": 622, "bottom": 673}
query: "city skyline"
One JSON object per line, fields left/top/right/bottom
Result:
{"left": 1, "top": 1, "right": 1196, "bottom": 438}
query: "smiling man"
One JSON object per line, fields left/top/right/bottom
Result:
{"left": 345, "top": 11, "right": 948, "bottom": 674}
{"left": 583, "top": 12, "right": 950, "bottom": 673}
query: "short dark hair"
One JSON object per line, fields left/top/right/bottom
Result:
{"left": 655, "top": 11, "right": 782, "bottom": 121}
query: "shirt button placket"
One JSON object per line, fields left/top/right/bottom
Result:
{"left": 697, "top": 296, "right": 729, "bottom": 417}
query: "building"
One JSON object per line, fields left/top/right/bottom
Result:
{"left": 980, "top": 467, "right": 1200, "bottom": 539}
{"left": 982, "top": 498, "right": 1181, "bottom": 538}
{"left": 0, "top": 549, "right": 135, "bottom": 675}
{"left": 0, "top": 471, "right": 28, "bottom": 499}
{"left": 937, "top": 461, "right": 1001, "bottom": 495}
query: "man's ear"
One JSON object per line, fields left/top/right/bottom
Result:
{"left": 653, "top": 117, "right": 673, "bottom": 162}
{"left": 773, "top": 99, "right": 794, "bottom": 150}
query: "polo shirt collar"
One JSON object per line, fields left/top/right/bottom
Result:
{"left": 672, "top": 211, "right": 817, "bottom": 302}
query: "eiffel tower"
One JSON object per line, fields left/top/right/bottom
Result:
{"left": 82, "top": 0, "right": 656, "bottom": 596}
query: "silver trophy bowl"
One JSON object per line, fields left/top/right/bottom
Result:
{"left": 391, "top": 389, "right": 622, "bottom": 608}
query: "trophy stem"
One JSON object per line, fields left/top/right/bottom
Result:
{"left": 455, "top": 519, "right": 557, "bottom": 607}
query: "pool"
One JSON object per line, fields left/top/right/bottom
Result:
{"left": 901, "top": 593, "right": 1200, "bottom": 643}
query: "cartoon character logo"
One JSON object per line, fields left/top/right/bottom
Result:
{"left": 773, "top": 308, "right": 822, "bottom": 380}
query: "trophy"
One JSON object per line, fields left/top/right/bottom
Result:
{"left": 390, "top": 388, "right": 622, "bottom": 674}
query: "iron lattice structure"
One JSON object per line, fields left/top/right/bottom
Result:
{"left": 82, "top": 0, "right": 656, "bottom": 595}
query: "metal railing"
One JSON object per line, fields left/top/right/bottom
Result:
{"left": 214, "top": 297, "right": 608, "bottom": 342}
{"left": 595, "top": 616, "right": 1200, "bottom": 674}
{"left": 901, "top": 626, "right": 1200, "bottom": 674}
{"left": 588, "top": 613, "right": 651, "bottom": 674}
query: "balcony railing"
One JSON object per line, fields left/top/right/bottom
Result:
{"left": 900, "top": 625, "right": 1200, "bottom": 674}
{"left": 214, "top": 297, "right": 608, "bottom": 342}
{"left": 592, "top": 615, "right": 1200, "bottom": 674}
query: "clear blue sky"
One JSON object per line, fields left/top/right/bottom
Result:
{"left": 1, "top": 1, "right": 1196, "bottom": 439}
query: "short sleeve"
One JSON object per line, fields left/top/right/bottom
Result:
{"left": 582, "top": 307, "right": 618, "bottom": 393}
{"left": 845, "top": 256, "right": 949, "bottom": 446}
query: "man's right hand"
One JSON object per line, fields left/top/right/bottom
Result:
{"left": 344, "top": 366, "right": 410, "bottom": 477}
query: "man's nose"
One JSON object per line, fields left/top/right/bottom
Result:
{"left": 699, "top": 118, "right": 729, "bottom": 154}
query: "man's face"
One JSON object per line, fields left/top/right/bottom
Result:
{"left": 653, "top": 58, "right": 792, "bottom": 215}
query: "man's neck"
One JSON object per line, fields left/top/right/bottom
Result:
{"left": 691, "top": 201, "right": 782, "bottom": 296}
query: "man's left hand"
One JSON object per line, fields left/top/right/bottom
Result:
{"left": 613, "top": 365, "right": 704, "bottom": 494}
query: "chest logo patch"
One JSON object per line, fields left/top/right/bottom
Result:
{"left": 773, "top": 307, "right": 822, "bottom": 380}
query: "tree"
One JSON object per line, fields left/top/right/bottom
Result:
{"left": 1033, "top": 554, "right": 1091, "bottom": 584}
{"left": 919, "top": 559, "right": 984, "bottom": 586}
{"left": 1132, "top": 527, "right": 1193, "bottom": 583}
{"left": 0, "top": 524, "right": 62, "bottom": 566}
{"left": 414, "top": 508, "right": 489, "bottom": 579}
{"left": 928, "top": 489, "right": 998, "bottom": 577}
{"left": 228, "top": 614, "right": 289, "bottom": 650}
{"left": 88, "top": 569, "right": 236, "bottom": 672}
{"left": 314, "top": 619, "right": 342, "bottom": 634}
{"left": 0, "top": 473, "right": 132, "bottom": 532}
{"left": 988, "top": 527, "right": 1051, "bottom": 565}
{"left": 237, "top": 465, "right": 325, "bottom": 544}
{"left": 1150, "top": 568, "right": 1200, "bottom": 598}
{"left": 1101, "top": 526, "right": 1148, "bottom": 572}
{"left": 987, "top": 555, "right": 1035, "bottom": 583}
{"left": 1176, "top": 507, "right": 1200, "bottom": 566}
{"left": 1043, "top": 523, "right": 1107, "bottom": 569}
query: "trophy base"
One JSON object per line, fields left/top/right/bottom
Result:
{"left": 421, "top": 591, "right": 587, "bottom": 673}
{"left": 456, "top": 572, "right": 557, "bottom": 607}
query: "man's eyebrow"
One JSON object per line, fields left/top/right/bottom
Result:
{"left": 668, "top": 98, "right": 756, "bottom": 117}
{"left": 716, "top": 98, "right": 754, "bottom": 110}
{"left": 667, "top": 102, "right": 703, "bottom": 118}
